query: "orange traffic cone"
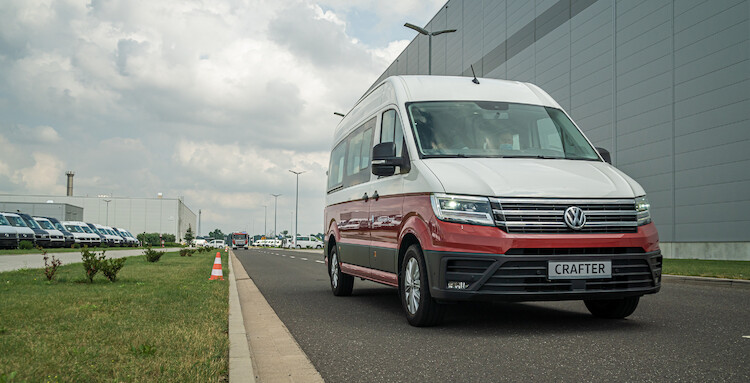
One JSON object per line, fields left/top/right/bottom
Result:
{"left": 209, "top": 252, "right": 224, "bottom": 280}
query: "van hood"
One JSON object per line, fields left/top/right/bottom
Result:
{"left": 422, "top": 158, "right": 644, "bottom": 198}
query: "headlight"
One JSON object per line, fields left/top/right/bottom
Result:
{"left": 635, "top": 196, "right": 652, "bottom": 226}
{"left": 430, "top": 193, "right": 495, "bottom": 226}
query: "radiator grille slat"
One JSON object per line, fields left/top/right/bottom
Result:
{"left": 490, "top": 198, "right": 638, "bottom": 234}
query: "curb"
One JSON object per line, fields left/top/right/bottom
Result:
{"left": 663, "top": 274, "right": 750, "bottom": 290}
{"left": 228, "top": 250, "right": 256, "bottom": 383}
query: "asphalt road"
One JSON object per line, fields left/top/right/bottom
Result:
{"left": 235, "top": 248, "right": 750, "bottom": 382}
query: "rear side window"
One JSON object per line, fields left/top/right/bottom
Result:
{"left": 328, "top": 141, "right": 347, "bottom": 191}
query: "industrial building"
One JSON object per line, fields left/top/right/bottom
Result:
{"left": 0, "top": 195, "right": 197, "bottom": 241}
{"left": 0, "top": 202, "right": 83, "bottom": 221}
{"left": 371, "top": 0, "right": 749, "bottom": 260}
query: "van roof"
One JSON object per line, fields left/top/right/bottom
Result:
{"left": 333, "top": 75, "right": 561, "bottom": 145}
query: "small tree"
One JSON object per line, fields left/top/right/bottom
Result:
{"left": 184, "top": 225, "right": 194, "bottom": 244}
{"left": 208, "top": 229, "right": 225, "bottom": 240}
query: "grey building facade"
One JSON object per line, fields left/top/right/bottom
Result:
{"left": 0, "top": 195, "right": 197, "bottom": 241}
{"left": 372, "top": 0, "right": 749, "bottom": 260}
{"left": 0, "top": 202, "right": 83, "bottom": 221}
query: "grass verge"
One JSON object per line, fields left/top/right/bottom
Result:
{"left": 663, "top": 258, "right": 750, "bottom": 280}
{"left": 0, "top": 250, "right": 228, "bottom": 382}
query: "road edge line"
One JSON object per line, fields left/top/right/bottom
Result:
{"left": 662, "top": 274, "right": 750, "bottom": 289}
{"left": 228, "top": 250, "right": 256, "bottom": 383}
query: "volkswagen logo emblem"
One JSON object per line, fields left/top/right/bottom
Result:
{"left": 564, "top": 206, "right": 586, "bottom": 230}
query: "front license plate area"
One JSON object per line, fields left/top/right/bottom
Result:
{"left": 548, "top": 261, "right": 611, "bottom": 280}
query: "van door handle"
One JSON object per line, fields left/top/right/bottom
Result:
{"left": 373, "top": 191, "right": 379, "bottom": 200}
{"left": 363, "top": 192, "right": 368, "bottom": 202}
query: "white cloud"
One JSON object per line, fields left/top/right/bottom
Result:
{"left": 0, "top": 0, "right": 437, "bottom": 235}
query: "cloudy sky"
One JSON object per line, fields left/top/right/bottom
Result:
{"left": 0, "top": 0, "right": 444, "bottom": 236}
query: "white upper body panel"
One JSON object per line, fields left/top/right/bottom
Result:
{"left": 326, "top": 75, "right": 644, "bottom": 207}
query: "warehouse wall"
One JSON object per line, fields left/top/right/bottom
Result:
{"left": 0, "top": 194, "right": 197, "bottom": 240}
{"left": 370, "top": 0, "right": 750, "bottom": 259}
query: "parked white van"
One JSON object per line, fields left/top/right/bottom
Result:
{"left": 94, "top": 224, "right": 123, "bottom": 247}
{"left": 324, "top": 76, "right": 661, "bottom": 326}
{"left": 0, "top": 214, "right": 19, "bottom": 249}
{"left": 63, "top": 221, "right": 101, "bottom": 246}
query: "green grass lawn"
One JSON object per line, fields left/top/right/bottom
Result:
{"left": 663, "top": 258, "right": 750, "bottom": 280}
{"left": 0, "top": 250, "right": 228, "bottom": 382}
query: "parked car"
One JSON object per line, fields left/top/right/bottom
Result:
{"left": 113, "top": 227, "right": 138, "bottom": 247}
{"left": 0, "top": 214, "right": 19, "bottom": 249}
{"left": 64, "top": 221, "right": 101, "bottom": 246}
{"left": 324, "top": 75, "right": 661, "bottom": 326}
{"left": 16, "top": 212, "right": 51, "bottom": 248}
{"left": 286, "top": 236, "right": 323, "bottom": 249}
{"left": 2, "top": 212, "right": 38, "bottom": 247}
{"left": 90, "top": 223, "right": 122, "bottom": 247}
{"left": 208, "top": 239, "right": 225, "bottom": 248}
{"left": 33, "top": 217, "right": 66, "bottom": 248}
{"left": 194, "top": 238, "right": 207, "bottom": 247}
{"left": 46, "top": 217, "right": 76, "bottom": 248}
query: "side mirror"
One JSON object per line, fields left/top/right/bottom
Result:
{"left": 372, "top": 142, "right": 403, "bottom": 177}
{"left": 596, "top": 147, "right": 611, "bottom": 164}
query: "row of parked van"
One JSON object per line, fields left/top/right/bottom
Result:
{"left": 0, "top": 211, "right": 140, "bottom": 249}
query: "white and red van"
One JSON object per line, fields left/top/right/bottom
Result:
{"left": 231, "top": 232, "right": 249, "bottom": 249}
{"left": 324, "top": 76, "right": 661, "bottom": 326}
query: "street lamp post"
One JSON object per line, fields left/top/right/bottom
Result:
{"left": 271, "top": 194, "right": 281, "bottom": 237}
{"left": 289, "top": 170, "right": 305, "bottom": 248}
{"left": 404, "top": 22, "right": 457, "bottom": 75}
{"left": 103, "top": 199, "right": 111, "bottom": 226}
{"left": 263, "top": 205, "right": 267, "bottom": 236}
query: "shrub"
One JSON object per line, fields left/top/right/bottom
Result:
{"left": 72, "top": 243, "right": 81, "bottom": 249}
{"left": 81, "top": 248, "right": 106, "bottom": 283}
{"left": 42, "top": 251, "right": 62, "bottom": 281}
{"left": 179, "top": 249, "right": 189, "bottom": 257}
{"left": 101, "top": 257, "right": 126, "bottom": 282}
{"left": 18, "top": 240, "right": 34, "bottom": 250}
{"left": 143, "top": 246, "right": 165, "bottom": 263}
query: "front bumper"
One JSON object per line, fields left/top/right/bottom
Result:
{"left": 424, "top": 249, "right": 662, "bottom": 302}
{"left": 0, "top": 236, "right": 18, "bottom": 248}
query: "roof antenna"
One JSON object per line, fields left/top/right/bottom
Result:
{"left": 470, "top": 65, "right": 480, "bottom": 84}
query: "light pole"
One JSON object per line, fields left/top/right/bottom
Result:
{"left": 263, "top": 205, "right": 267, "bottom": 236}
{"left": 404, "top": 22, "right": 457, "bottom": 75}
{"left": 103, "top": 199, "right": 111, "bottom": 225}
{"left": 198, "top": 209, "right": 201, "bottom": 237}
{"left": 289, "top": 170, "right": 305, "bottom": 247}
{"left": 271, "top": 194, "right": 281, "bottom": 237}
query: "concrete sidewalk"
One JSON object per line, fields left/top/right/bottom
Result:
{"left": 0, "top": 247, "right": 182, "bottom": 272}
{"left": 230, "top": 250, "right": 324, "bottom": 383}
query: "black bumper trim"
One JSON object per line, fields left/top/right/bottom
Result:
{"left": 423, "top": 249, "right": 662, "bottom": 303}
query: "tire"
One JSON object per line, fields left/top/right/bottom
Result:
{"left": 296, "top": 245, "right": 301, "bottom": 249}
{"left": 584, "top": 296, "right": 640, "bottom": 319}
{"left": 329, "top": 247, "right": 353, "bottom": 296}
{"left": 400, "top": 244, "right": 445, "bottom": 327}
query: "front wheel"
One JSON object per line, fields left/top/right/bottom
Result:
{"left": 584, "top": 296, "right": 640, "bottom": 319}
{"left": 400, "top": 244, "right": 445, "bottom": 327}
{"left": 329, "top": 247, "right": 353, "bottom": 296}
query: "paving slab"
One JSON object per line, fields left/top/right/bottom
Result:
{"left": 0, "top": 247, "right": 182, "bottom": 272}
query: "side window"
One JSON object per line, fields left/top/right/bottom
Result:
{"left": 327, "top": 140, "right": 346, "bottom": 191}
{"left": 380, "top": 109, "right": 405, "bottom": 157}
{"left": 343, "top": 117, "right": 376, "bottom": 188}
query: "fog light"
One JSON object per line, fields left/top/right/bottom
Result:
{"left": 447, "top": 281, "right": 470, "bottom": 289}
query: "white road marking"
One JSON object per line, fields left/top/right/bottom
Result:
{"left": 300, "top": 258, "right": 308, "bottom": 261}
{"left": 315, "top": 260, "right": 325, "bottom": 264}
{"left": 743, "top": 336, "right": 750, "bottom": 339}
{"left": 281, "top": 254, "right": 286, "bottom": 257}
{"left": 290, "top": 256, "right": 296, "bottom": 259}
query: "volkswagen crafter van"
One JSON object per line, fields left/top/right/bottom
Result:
{"left": 324, "top": 76, "right": 661, "bottom": 326}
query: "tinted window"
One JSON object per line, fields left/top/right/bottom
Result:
{"left": 327, "top": 141, "right": 346, "bottom": 191}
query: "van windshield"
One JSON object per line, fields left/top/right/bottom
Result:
{"left": 406, "top": 101, "right": 600, "bottom": 160}
{"left": 0, "top": 216, "right": 9, "bottom": 226}
{"left": 80, "top": 226, "right": 94, "bottom": 234}
{"left": 7, "top": 216, "right": 27, "bottom": 227}
{"left": 37, "top": 220, "right": 55, "bottom": 230}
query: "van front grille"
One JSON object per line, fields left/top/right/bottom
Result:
{"left": 489, "top": 198, "right": 638, "bottom": 234}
